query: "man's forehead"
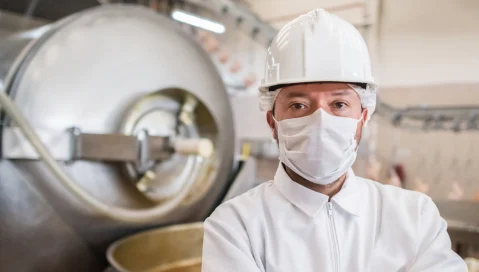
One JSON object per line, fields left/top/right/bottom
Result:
{"left": 278, "top": 83, "right": 357, "bottom": 98}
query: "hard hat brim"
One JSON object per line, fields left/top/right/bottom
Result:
{"left": 259, "top": 78, "right": 376, "bottom": 93}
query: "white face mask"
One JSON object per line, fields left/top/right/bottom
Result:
{"left": 275, "top": 108, "right": 362, "bottom": 185}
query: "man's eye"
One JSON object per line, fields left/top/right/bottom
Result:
{"left": 334, "top": 102, "right": 347, "bottom": 109}
{"left": 291, "top": 103, "right": 307, "bottom": 110}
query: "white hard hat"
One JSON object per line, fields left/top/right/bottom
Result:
{"left": 259, "top": 9, "right": 377, "bottom": 123}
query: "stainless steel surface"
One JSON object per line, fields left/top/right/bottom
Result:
{"left": 2, "top": 127, "right": 73, "bottom": 159}
{"left": 107, "top": 223, "right": 203, "bottom": 272}
{"left": 0, "top": 160, "right": 105, "bottom": 272}
{"left": 0, "top": 4, "right": 235, "bottom": 271}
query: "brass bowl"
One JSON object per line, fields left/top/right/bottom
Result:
{"left": 107, "top": 222, "right": 203, "bottom": 272}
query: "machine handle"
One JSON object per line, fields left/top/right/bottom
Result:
{"left": 173, "top": 138, "right": 214, "bottom": 157}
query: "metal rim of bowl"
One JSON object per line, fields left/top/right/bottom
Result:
{"left": 106, "top": 222, "right": 204, "bottom": 272}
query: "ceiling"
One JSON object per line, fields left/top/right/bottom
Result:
{"left": 244, "top": 0, "right": 372, "bottom": 29}
{"left": 3, "top": 0, "right": 478, "bottom": 31}
{"left": 0, "top": 0, "right": 100, "bottom": 21}
{"left": 0, "top": 0, "right": 369, "bottom": 33}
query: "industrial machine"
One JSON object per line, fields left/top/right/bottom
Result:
{"left": 0, "top": 4, "right": 239, "bottom": 271}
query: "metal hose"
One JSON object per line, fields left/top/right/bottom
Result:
{"left": 0, "top": 89, "right": 196, "bottom": 224}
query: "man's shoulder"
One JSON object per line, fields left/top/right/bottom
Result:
{"left": 206, "top": 181, "right": 274, "bottom": 223}
{"left": 356, "top": 175, "right": 432, "bottom": 215}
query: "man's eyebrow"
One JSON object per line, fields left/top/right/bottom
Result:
{"left": 282, "top": 89, "right": 355, "bottom": 99}
{"left": 284, "top": 91, "right": 310, "bottom": 99}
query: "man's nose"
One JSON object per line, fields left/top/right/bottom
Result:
{"left": 311, "top": 98, "right": 332, "bottom": 115}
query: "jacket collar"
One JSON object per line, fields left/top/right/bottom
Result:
{"left": 274, "top": 163, "right": 362, "bottom": 218}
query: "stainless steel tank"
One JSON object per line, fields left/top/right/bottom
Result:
{"left": 0, "top": 4, "right": 235, "bottom": 271}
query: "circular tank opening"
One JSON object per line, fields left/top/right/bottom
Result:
{"left": 120, "top": 88, "right": 219, "bottom": 205}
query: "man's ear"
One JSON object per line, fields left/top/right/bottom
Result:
{"left": 266, "top": 110, "right": 278, "bottom": 141}
{"left": 361, "top": 108, "right": 369, "bottom": 125}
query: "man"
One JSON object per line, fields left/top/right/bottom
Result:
{"left": 202, "top": 9, "right": 466, "bottom": 272}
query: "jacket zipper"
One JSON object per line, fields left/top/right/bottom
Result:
{"left": 328, "top": 202, "right": 340, "bottom": 272}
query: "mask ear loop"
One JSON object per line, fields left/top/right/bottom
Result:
{"left": 358, "top": 110, "right": 366, "bottom": 123}
{"left": 349, "top": 83, "right": 369, "bottom": 124}
{"left": 271, "top": 113, "right": 279, "bottom": 123}
{"left": 268, "top": 89, "right": 282, "bottom": 142}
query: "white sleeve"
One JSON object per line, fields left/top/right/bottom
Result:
{"left": 201, "top": 206, "right": 262, "bottom": 272}
{"left": 408, "top": 197, "right": 467, "bottom": 272}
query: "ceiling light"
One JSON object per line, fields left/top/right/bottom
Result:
{"left": 171, "top": 10, "right": 225, "bottom": 34}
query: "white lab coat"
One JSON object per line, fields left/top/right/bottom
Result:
{"left": 202, "top": 164, "right": 467, "bottom": 272}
